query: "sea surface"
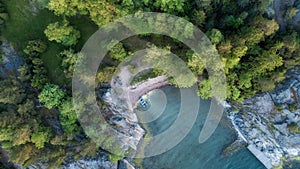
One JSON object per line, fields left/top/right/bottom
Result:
{"left": 138, "top": 86, "right": 266, "bottom": 169}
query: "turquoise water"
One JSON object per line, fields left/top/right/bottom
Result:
{"left": 139, "top": 86, "right": 266, "bottom": 169}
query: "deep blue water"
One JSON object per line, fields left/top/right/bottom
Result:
{"left": 139, "top": 86, "right": 266, "bottom": 169}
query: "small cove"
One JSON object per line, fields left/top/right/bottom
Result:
{"left": 137, "top": 86, "right": 266, "bottom": 169}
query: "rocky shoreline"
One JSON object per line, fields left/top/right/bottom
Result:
{"left": 89, "top": 64, "right": 300, "bottom": 169}
{"left": 226, "top": 66, "right": 300, "bottom": 168}
{"left": 99, "top": 65, "right": 169, "bottom": 169}
{"left": 2, "top": 40, "right": 299, "bottom": 169}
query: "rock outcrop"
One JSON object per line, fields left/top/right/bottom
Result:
{"left": 0, "top": 40, "right": 22, "bottom": 78}
{"left": 102, "top": 89, "right": 145, "bottom": 154}
{"left": 14, "top": 157, "right": 118, "bottom": 169}
{"left": 228, "top": 66, "right": 300, "bottom": 167}
{"left": 101, "top": 66, "right": 168, "bottom": 154}
{"left": 117, "top": 159, "right": 135, "bottom": 169}
{"left": 272, "top": 0, "right": 300, "bottom": 31}
{"left": 62, "top": 157, "right": 117, "bottom": 169}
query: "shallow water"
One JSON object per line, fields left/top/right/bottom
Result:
{"left": 139, "top": 86, "right": 266, "bottom": 169}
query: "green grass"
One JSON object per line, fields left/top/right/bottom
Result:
{"left": 2, "top": 0, "right": 66, "bottom": 84}
{"left": 69, "top": 15, "right": 98, "bottom": 51}
{"left": 1, "top": 0, "right": 98, "bottom": 85}
{"left": 41, "top": 41, "right": 67, "bottom": 85}
{"left": 108, "top": 153, "right": 123, "bottom": 164}
{"left": 130, "top": 68, "right": 158, "bottom": 85}
{"left": 2, "top": 0, "right": 59, "bottom": 49}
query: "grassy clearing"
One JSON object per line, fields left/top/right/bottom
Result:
{"left": 69, "top": 15, "right": 98, "bottom": 51}
{"left": 2, "top": 0, "right": 60, "bottom": 49}
{"left": 1, "top": 0, "right": 98, "bottom": 85}
{"left": 2, "top": 0, "right": 66, "bottom": 84}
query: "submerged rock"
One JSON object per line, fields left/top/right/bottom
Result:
{"left": 221, "top": 139, "right": 247, "bottom": 157}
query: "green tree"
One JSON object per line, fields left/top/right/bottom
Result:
{"left": 12, "top": 125, "right": 32, "bottom": 146}
{"left": 196, "top": 0, "right": 212, "bottom": 13}
{"left": 17, "top": 100, "right": 35, "bottom": 116}
{"left": 18, "top": 64, "right": 32, "bottom": 82}
{"left": 38, "top": 83, "right": 66, "bottom": 109}
{"left": 282, "top": 31, "right": 299, "bottom": 53}
{"left": 23, "top": 40, "right": 47, "bottom": 57}
{"left": 230, "top": 85, "right": 242, "bottom": 101}
{"left": 218, "top": 40, "right": 232, "bottom": 56}
{"left": 238, "top": 0, "right": 250, "bottom": 8}
{"left": 207, "top": 28, "right": 224, "bottom": 45}
{"left": 0, "top": 79, "right": 26, "bottom": 104}
{"left": 192, "top": 10, "right": 206, "bottom": 28}
{"left": 58, "top": 49, "right": 82, "bottom": 78}
{"left": 285, "top": 7, "right": 299, "bottom": 21}
{"left": 232, "top": 46, "right": 248, "bottom": 58}
{"left": 187, "top": 51, "right": 205, "bottom": 75}
{"left": 252, "top": 51, "right": 283, "bottom": 75}
{"left": 85, "top": 0, "right": 119, "bottom": 27}
{"left": 284, "top": 49, "right": 300, "bottom": 68}
{"left": 253, "top": 17, "right": 279, "bottom": 36}
{"left": 238, "top": 72, "right": 252, "bottom": 89}
{"left": 31, "top": 127, "right": 51, "bottom": 149}
{"left": 31, "top": 74, "right": 49, "bottom": 90}
{"left": 198, "top": 79, "right": 212, "bottom": 99}
{"left": 97, "top": 66, "right": 116, "bottom": 83}
{"left": 48, "top": 0, "right": 86, "bottom": 16}
{"left": 240, "top": 26, "right": 264, "bottom": 47}
{"left": 9, "top": 144, "right": 39, "bottom": 165}
{"left": 153, "top": 0, "right": 186, "bottom": 13}
{"left": 108, "top": 42, "right": 128, "bottom": 61}
{"left": 257, "top": 79, "right": 276, "bottom": 92}
{"left": 44, "top": 21, "right": 80, "bottom": 46}
{"left": 227, "top": 73, "right": 243, "bottom": 101}
{"left": 221, "top": 15, "right": 244, "bottom": 29}
{"left": 59, "top": 99, "right": 80, "bottom": 138}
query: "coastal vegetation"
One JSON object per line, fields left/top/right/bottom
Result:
{"left": 0, "top": 0, "right": 299, "bottom": 168}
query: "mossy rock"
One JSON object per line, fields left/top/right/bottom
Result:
{"left": 232, "top": 108, "right": 239, "bottom": 113}
{"left": 108, "top": 153, "right": 123, "bottom": 164}
{"left": 288, "top": 103, "right": 298, "bottom": 112}
{"left": 287, "top": 122, "right": 300, "bottom": 134}
{"left": 275, "top": 104, "right": 284, "bottom": 112}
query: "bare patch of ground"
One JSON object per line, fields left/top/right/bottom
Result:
{"left": 110, "top": 66, "right": 168, "bottom": 111}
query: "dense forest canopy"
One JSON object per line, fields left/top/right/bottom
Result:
{"left": 0, "top": 0, "right": 299, "bottom": 168}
